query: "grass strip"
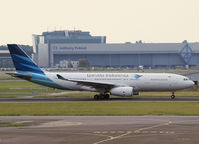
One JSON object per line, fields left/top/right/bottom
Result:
{"left": 0, "top": 102, "right": 199, "bottom": 116}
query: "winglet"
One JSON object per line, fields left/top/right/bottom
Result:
{"left": 57, "top": 74, "right": 67, "bottom": 80}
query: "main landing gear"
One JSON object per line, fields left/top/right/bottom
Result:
{"left": 171, "top": 92, "right": 175, "bottom": 99}
{"left": 94, "top": 94, "right": 110, "bottom": 100}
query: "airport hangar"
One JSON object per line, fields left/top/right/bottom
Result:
{"left": 32, "top": 30, "right": 199, "bottom": 69}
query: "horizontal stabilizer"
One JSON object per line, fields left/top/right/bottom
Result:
{"left": 6, "top": 73, "right": 32, "bottom": 80}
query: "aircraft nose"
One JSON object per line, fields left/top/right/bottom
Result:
{"left": 189, "top": 80, "right": 195, "bottom": 87}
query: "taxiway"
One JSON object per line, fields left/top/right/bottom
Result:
{"left": 0, "top": 96, "right": 199, "bottom": 103}
{"left": 0, "top": 116, "right": 198, "bottom": 144}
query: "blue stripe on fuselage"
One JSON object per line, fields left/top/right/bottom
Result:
{"left": 16, "top": 71, "right": 67, "bottom": 90}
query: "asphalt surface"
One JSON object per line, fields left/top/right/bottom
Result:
{"left": 0, "top": 116, "right": 199, "bottom": 144}
{"left": 0, "top": 96, "right": 199, "bottom": 102}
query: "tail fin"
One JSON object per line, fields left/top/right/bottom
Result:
{"left": 7, "top": 44, "right": 45, "bottom": 75}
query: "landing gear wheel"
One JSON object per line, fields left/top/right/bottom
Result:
{"left": 171, "top": 92, "right": 175, "bottom": 99}
{"left": 171, "top": 95, "right": 175, "bottom": 99}
{"left": 94, "top": 95, "right": 99, "bottom": 100}
{"left": 104, "top": 94, "right": 110, "bottom": 100}
{"left": 99, "top": 94, "right": 104, "bottom": 100}
{"left": 94, "top": 94, "right": 109, "bottom": 100}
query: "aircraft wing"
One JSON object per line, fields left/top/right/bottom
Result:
{"left": 57, "top": 74, "right": 117, "bottom": 90}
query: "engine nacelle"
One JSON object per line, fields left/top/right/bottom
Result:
{"left": 110, "top": 87, "right": 133, "bottom": 97}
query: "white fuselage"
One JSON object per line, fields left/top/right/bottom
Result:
{"left": 46, "top": 72, "right": 194, "bottom": 92}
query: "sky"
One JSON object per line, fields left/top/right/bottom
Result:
{"left": 0, "top": 0, "right": 199, "bottom": 45}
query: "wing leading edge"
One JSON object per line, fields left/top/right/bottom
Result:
{"left": 56, "top": 74, "right": 117, "bottom": 90}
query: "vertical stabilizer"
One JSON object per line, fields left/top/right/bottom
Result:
{"left": 7, "top": 44, "right": 45, "bottom": 75}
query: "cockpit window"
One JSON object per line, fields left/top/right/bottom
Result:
{"left": 183, "top": 78, "right": 189, "bottom": 81}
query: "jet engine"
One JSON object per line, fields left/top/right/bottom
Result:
{"left": 110, "top": 87, "right": 133, "bottom": 97}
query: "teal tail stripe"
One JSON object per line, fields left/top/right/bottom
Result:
{"left": 7, "top": 44, "right": 45, "bottom": 75}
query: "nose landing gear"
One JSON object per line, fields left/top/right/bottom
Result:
{"left": 171, "top": 92, "right": 175, "bottom": 99}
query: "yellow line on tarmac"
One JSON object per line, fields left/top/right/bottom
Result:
{"left": 93, "top": 131, "right": 132, "bottom": 144}
{"left": 15, "top": 121, "right": 33, "bottom": 124}
{"left": 93, "top": 121, "right": 172, "bottom": 144}
{"left": 134, "top": 121, "right": 172, "bottom": 133}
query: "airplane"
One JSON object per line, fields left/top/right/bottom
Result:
{"left": 7, "top": 44, "right": 194, "bottom": 100}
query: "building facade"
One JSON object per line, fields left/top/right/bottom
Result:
{"left": 0, "top": 45, "right": 33, "bottom": 68}
{"left": 33, "top": 30, "right": 199, "bottom": 69}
